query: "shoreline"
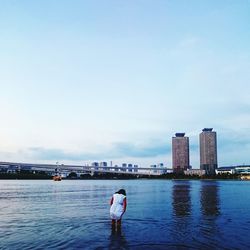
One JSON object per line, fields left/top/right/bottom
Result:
{"left": 0, "top": 172, "right": 244, "bottom": 181}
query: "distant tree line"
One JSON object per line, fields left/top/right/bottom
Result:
{"left": 0, "top": 169, "right": 242, "bottom": 180}
{"left": 0, "top": 170, "right": 51, "bottom": 179}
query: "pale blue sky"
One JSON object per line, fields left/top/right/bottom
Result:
{"left": 0, "top": 0, "right": 250, "bottom": 167}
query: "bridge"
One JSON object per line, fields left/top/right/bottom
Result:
{"left": 0, "top": 161, "right": 172, "bottom": 176}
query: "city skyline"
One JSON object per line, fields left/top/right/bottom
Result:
{"left": 0, "top": 1, "right": 250, "bottom": 167}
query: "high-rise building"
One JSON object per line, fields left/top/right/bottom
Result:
{"left": 172, "top": 133, "right": 190, "bottom": 173}
{"left": 128, "top": 164, "right": 133, "bottom": 172}
{"left": 133, "top": 165, "right": 138, "bottom": 173}
{"left": 199, "top": 128, "right": 218, "bottom": 175}
{"left": 122, "top": 163, "right": 127, "bottom": 172}
{"left": 91, "top": 162, "right": 99, "bottom": 171}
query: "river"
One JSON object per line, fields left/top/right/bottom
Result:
{"left": 0, "top": 179, "right": 250, "bottom": 249}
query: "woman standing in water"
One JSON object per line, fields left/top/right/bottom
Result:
{"left": 110, "top": 189, "right": 127, "bottom": 229}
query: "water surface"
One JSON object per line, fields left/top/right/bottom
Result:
{"left": 1, "top": 180, "right": 250, "bottom": 249}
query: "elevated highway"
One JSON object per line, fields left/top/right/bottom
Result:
{"left": 0, "top": 161, "right": 172, "bottom": 176}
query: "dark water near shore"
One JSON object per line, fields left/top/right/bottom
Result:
{"left": 1, "top": 180, "right": 250, "bottom": 249}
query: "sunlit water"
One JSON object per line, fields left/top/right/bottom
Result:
{"left": 1, "top": 180, "right": 250, "bottom": 249}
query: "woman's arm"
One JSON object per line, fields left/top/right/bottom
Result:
{"left": 110, "top": 196, "right": 114, "bottom": 206}
{"left": 123, "top": 198, "right": 127, "bottom": 213}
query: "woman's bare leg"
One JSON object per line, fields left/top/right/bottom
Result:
{"left": 111, "top": 219, "right": 116, "bottom": 231}
{"left": 117, "top": 219, "right": 121, "bottom": 228}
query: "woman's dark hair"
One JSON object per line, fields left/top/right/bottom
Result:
{"left": 116, "top": 189, "right": 126, "bottom": 196}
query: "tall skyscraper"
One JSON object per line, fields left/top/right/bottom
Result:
{"left": 199, "top": 128, "right": 218, "bottom": 175}
{"left": 172, "top": 133, "right": 190, "bottom": 173}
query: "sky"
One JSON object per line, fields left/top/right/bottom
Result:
{"left": 0, "top": 0, "right": 250, "bottom": 168}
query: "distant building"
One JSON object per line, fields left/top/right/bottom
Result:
{"left": 216, "top": 165, "right": 250, "bottom": 175}
{"left": 184, "top": 169, "right": 206, "bottom": 176}
{"left": 128, "top": 164, "right": 133, "bottom": 172}
{"left": 172, "top": 133, "right": 190, "bottom": 173}
{"left": 99, "top": 162, "right": 107, "bottom": 171}
{"left": 151, "top": 164, "right": 157, "bottom": 173}
{"left": 133, "top": 165, "right": 138, "bottom": 173}
{"left": 215, "top": 167, "right": 235, "bottom": 175}
{"left": 100, "top": 162, "right": 107, "bottom": 167}
{"left": 167, "top": 169, "right": 173, "bottom": 174}
{"left": 235, "top": 166, "right": 250, "bottom": 175}
{"left": 122, "top": 163, "right": 127, "bottom": 172}
{"left": 199, "top": 128, "right": 218, "bottom": 175}
{"left": 91, "top": 162, "right": 99, "bottom": 171}
{"left": 157, "top": 163, "right": 167, "bottom": 174}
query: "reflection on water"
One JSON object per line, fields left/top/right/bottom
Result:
{"left": 199, "top": 181, "right": 221, "bottom": 248}
{"left": 109, "top": 226, "right": 128, "bottom": 250}
{"left": 1, "top": 180, "right": 250, "bottom": 249}
{"left": 200, "top": 181, "right": 220, "bottom": 216}
{"left": 172, "top": 181, "right": 191, "bottom": 217}
{"left": 171, "top": 181, "right": 192, "bottom": 247}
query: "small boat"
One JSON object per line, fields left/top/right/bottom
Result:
{"left": 53, "top": 175, "right": 62, "bottom": 181}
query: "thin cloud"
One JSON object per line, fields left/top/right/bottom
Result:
{"left": 111, "top": 142, "right": 171, "bottom": 158}
{"left": 27, "top": 147, "right": 87, "bottom": 161}
{"left": 22, "top": 142, "right": 172, "bottom": 162}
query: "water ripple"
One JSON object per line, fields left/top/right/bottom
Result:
{"left": 1, "top": 180, "right": 250, "bottom": 249}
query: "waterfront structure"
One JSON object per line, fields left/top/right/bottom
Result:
{"left": 235, "top": 166, "right": 250, "bottom": 175}
{"left": 214, "top": 165, "right": 250, "bottom": 175}
{"left": 215, "top": 167, "right": 235, "bottom": 175}
{"left": 151, "top": 164, "right": 157, "bottom": 173}
{"left": 167, "top": 168, "right": 173, "bottom": 174}
{"left": 157, "top": 163, "right": 166, "bottom": 174}
{"left": 199, "top": 128, "right": 218, "bottom": 175}
{"left": 184, "top": 169, "right": 206, "bottom": 176}
{"left": 0, "top": 161, "right": 172, "bottom": 177}
{"left": 158, "top": 163, "right": 168, "bottom": 174}
{"left": 172, "top": 133, "right": 190, "bottom": 173}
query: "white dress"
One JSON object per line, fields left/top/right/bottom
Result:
{"left": 110, "top": 193, "right": 126, "bottom": 220}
